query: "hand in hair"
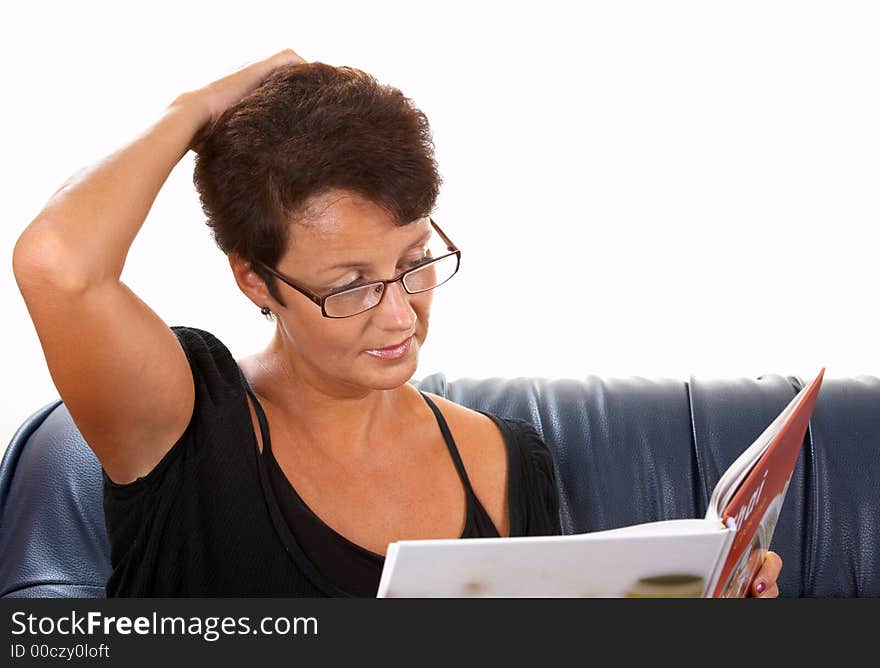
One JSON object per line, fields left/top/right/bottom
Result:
{"left": 184, "top": 48, "right": 308, "bottom": 154}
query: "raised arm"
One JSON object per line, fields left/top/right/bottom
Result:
{"left": 13, "top": 49, "right": 306, "bottom": 484}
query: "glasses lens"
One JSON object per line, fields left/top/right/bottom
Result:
{"left": 403, "top": 254, "right": 459, "bottom": 293}
{"left": 324, "top": 282, "right": 385, "bottom": 318}
{"left": 321, "top": 253, "right": 459, "bottom": 318}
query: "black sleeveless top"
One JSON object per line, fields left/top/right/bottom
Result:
{"left": 252, "top": 378, "right": 502, "bottom": 597}
{"left": 101, "top": 326, "right": 562, "bottom": 597}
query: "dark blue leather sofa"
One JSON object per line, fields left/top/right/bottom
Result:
{"left": 2, "top": 372, "right": 878, "bottom": 598}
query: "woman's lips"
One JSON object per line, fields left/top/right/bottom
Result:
{"left": 364, "top": 335, "right": 414, "bottom": 360}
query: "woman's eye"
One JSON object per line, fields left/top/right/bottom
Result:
{"left": 404, "top": 253, "right": 433, "bottom": 268}
{"left": 330, "top": 253, "right": 434, "bottom": 290}
{"left": 333, "top": 276, "right": 365, "bottom": 291}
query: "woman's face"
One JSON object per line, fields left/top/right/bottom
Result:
{"left": 271, "top": 191, "right": 435, "bottom": 394}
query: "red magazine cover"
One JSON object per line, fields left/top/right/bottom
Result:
{"left": 710, "top": 368, "right": 825, "bottom": 598}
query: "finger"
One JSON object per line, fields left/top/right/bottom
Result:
{"left": 751, "top": 552, "right": 783, "bottom": 596}
{"left": 271, "top": 47, "right": 307, "bottom": 65}
{"left": 250, "top": 48, "right": 306, "bottom": 70}
{"left": 762, "top": 551, "right": 783, "bottom": 580}
{"left": 759, "top": 583, "right": 780, "bottom": 598}
{"left": 234, "top": 49, "right": 306, "bottom": 75}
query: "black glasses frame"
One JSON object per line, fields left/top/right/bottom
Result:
{"left": 255, "top": 217, "right": 461, "bottom": 318}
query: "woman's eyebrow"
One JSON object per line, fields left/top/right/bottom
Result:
{"left": 321, "top": 230, "right": 433, "bottom": 273}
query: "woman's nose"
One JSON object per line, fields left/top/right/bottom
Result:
{"left": 374, "top": 280, "right": 416, "bottom": 329}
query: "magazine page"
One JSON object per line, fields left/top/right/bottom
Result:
{"left": 709, "top": 369, "right": 825, "bottom": 597}
{"left": 377, "top": 518, "right": 731, "bottom": 598}
{"left": 705, "top": 374, "right": 816, "bottom": 522}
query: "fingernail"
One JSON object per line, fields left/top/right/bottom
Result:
{"left": 755, "top": 581, "right": 766, "bottom": 594}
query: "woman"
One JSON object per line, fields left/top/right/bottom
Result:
{"left": 13, "top": 49, "right": 781, "bottom": 598}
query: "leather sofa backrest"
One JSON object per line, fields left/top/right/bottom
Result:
{"left": 2, "top": 373, "right": 878, "bottom": 598}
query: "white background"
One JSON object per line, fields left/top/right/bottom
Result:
{"left": 3, "top": 1, "right": 878, "bottom": 453}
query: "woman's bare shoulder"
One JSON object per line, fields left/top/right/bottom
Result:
{"left": 418, "top": 390, "right": 510, "bottom": 534}
{"left": 417, "top": 391, "right": 502, "bottom": 440}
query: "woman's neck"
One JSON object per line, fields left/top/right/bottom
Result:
{"left": 238, "top": 346, "right": 421, "bottom": 462}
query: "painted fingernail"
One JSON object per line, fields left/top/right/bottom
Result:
{"left": 755, "top": 581, "right": 766, "bottom": 594}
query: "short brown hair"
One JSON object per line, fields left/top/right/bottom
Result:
{"left": 192, "top": 61, "right": 442, "bottom": 307}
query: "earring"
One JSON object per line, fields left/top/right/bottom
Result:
{"left": 260, "top": 306, "right": 272, "bottom": 317}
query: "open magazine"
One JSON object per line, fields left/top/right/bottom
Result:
{"left": 377, "top": 368, "right": 825, "bottom": 598}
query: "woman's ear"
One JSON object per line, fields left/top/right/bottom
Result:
{"left": 228, "top": 252, "right": 270, "bottom": 309}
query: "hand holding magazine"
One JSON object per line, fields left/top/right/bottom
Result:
{"left": 377, "top": 368, "right": 825, "bottom": 598}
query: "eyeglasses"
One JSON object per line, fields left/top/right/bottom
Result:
{"left": 255, "top": 217, "right": 461, "bottom": 318}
